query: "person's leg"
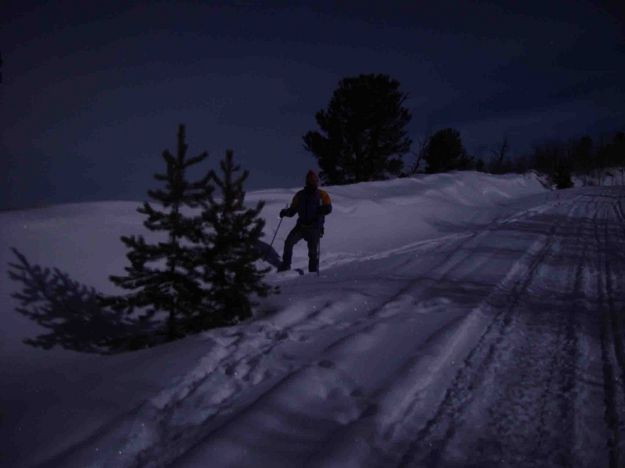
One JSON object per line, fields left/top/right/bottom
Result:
{"left": 280, "top": 227, "right": 303, "bottom": 270}
{"left": 304, "top": 229, "right": 320, "bottom": 272}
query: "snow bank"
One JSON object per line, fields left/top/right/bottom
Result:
{"left": 255, "top": 171, "right": 547, "bottom": 265}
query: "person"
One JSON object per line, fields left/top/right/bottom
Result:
{"left": 278, "top": 170, "right": 332, "bottom": 273}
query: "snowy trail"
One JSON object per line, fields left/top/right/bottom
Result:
{"left": 179, "top": 188, "right": 625, "bottom": 468}
{"left": 380, "top": 190, "right": 625, "bottom": 468}
{"left": 20, "top": 186, "right": 625, "bottom": 467}
{"left": 394, "top": 198, "right": 596, "bottom": 467}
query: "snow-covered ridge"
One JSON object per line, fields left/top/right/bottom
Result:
{"left": 1, "top": 171, "right": 548, "bottom": 284}
{"left": 257, "top": 171, "right": 548, "bottom": 264}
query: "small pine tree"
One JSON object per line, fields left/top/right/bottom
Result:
{"left": 475, "top": 159, "right": 486, "bottom": 172}
{"left": 424, "top": 128, "right": 468, "bottom": 173}
{"left": 107, "top": 125, "right": 212, "bottom": 341}
{"left": 554, "top": 163, "right": 573, "bottom": 189}
{"left": 197, "top": 150, "right": 276, "bottom": 327}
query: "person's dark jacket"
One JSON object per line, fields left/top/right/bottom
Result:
{"left": 280, "top": 186, "right": 332, "bottom": 230}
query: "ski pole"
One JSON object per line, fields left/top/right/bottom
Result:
{"left": 269, "top": 204, "right": 288, "bottom": 248}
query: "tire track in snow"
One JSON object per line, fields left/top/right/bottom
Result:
{"left": 568, "top": 202, "right": 611, "bottom": 468}
{"left": 607, "top": 195, "right": 625, "bottom": 391}
{"left": 387, "top": 189, "right": 625, "bottom": 468}
{"left": 595, "top": 197, "right": 621, "bottom": 468}
{"left": 396, "top": 196, "right": 594, "bottom": 467}
{"left": 297, "top": 207, "right": 565, "bottom": 465}
{"left": 384, "top": 232, "right": 559, "bottom": 464}
{"left": 157, "top": 201, "right": 564, "bottom": 467}
{"left": 598, "top": 191, "right": 625, "bottom": 467}
{"left": 486, "top": 199, "right": 599, "bottom": 468}
{"left": 486, "top": 211, "right": 582, "bottom": 467}
{"left": 463, "top": 201, "right": 586, "bottom": 468}
{"left": 299, "top": 197, "right": 584, "bottom": 467}
{"left": 180, "top": 207, "right": 556, "bottom": 467}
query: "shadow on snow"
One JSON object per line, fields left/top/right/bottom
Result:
{"left": 6, "top": 241, "right": 282, "bottom": 354}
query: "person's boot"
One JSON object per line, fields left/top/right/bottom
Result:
{"left": 308, "top": 259, "right": 318, "bottom": 273}
{"left": 277, "top": 263, "right": 290, "bottom": 272}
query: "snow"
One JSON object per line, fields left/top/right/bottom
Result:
{"left": 1, "top": 171, "right": 623, "bottom": 467}
{"left": 573, "top": 166, "right": 625, "bottom": 187}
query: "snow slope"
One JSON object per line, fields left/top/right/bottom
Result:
{"left": 2, "top": 171, "right": 623, "bottom": 467}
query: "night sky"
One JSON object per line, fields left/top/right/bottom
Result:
{"left": 2, "top": 1, "right": 624, "bottom": 210}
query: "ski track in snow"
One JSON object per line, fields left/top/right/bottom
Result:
{"left": 396, "top": 199, "right": 582, "bottom": 467}
{"left": 37, "top": 187, "right": 625, "bottom": 468}
{"left": 391, "top": 190, "right": 625, "bottom": 468}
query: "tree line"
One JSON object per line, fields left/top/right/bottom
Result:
{"left": 303, "top": 73, "right": 624, "bottom": 189}
{"left": 303, "top": 73, "right": 478, "bottom": 182}
{"left": 501, "top": 132, "right": 625, "bottom": 188}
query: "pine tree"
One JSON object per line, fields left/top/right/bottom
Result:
{"left": 107, "top": 125, "right": 212, "bottom": 341}
{"left": 424, "top": 128, "right": 468, "bottom": 173}
{"left": 554, "top": 163, "right": 573, "bottom": 189}
{"left": 303, "top": 74, "right": 412, "bottom": 184}
{"left": 197, "top": 150, "right": 276, "bottom": 327}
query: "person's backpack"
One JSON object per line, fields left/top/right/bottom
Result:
{"left": 297, "top": 188, "right": 322, "bottom": 228}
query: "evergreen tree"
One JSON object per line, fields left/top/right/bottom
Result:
{"left": 107, "top": 125, "right": 212, "bottom": 341}
{"left": 424, "top": 128, "right": 469, "bottom": 173}
{"left": 303, "top": 73, "right": 412, "bottom": 184}
{"left": 571, "top": 135, "right": 592, "bottom": 172}
{"left": 553, "top": 158, "right": 574, "bottom": 189}
{"left": 608, "top": 131, "right": 625, "bottom": 167}
{"left": 197, "top": 150, "right": 276, "bottom": 327}
{"left": 475, "top": 159, "right": 486, "bottom": 172}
